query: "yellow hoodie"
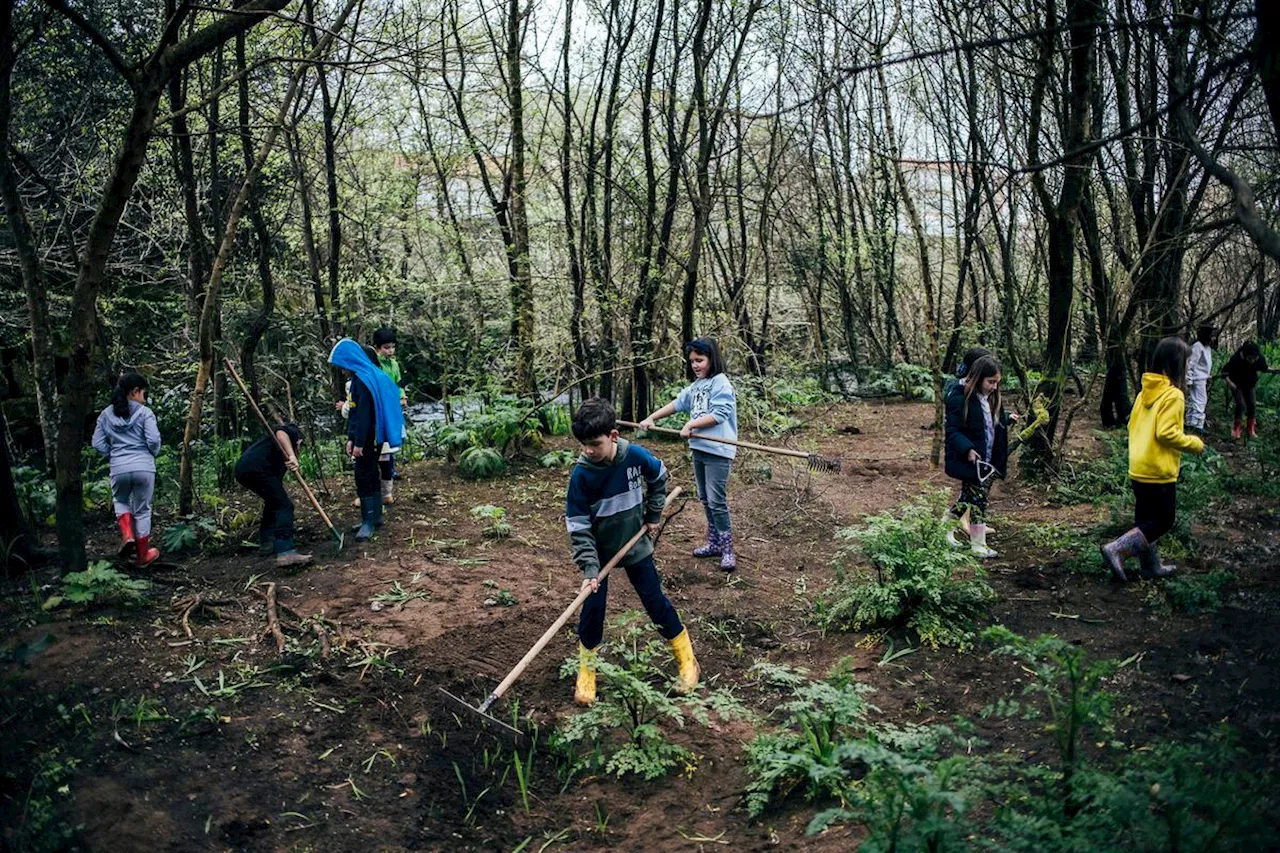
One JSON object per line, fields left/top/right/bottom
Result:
{"left": 1128, "top": 373, "right": 1205, "bottom": 483}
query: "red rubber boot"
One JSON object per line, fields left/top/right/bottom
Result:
{"left": 117, "top": 513, "right": 136, "bottom": 558}
{"left": 135, "top": 534, "right": 160, "bottom": 568}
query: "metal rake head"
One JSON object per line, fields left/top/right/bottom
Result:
{"left": 437, "top": 687, "right": 527, "bottom": 746}
{"left": 807, "top": 453, "right": 843, "bottom": 474}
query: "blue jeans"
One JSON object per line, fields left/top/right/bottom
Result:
{"left": 577, "top": 555, "right": 683, "bottom": 650}
{"left": 692, "top": 449, "right": 732, "bottom": 534}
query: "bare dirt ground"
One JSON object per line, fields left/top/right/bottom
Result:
{"left": 3, "top": 399, "right": 1278, "bottom": 851}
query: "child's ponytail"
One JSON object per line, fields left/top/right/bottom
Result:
{"left": 111, "top": 372, "right": 148, "bottom": 419}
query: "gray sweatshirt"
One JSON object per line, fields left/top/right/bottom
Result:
{"left": 92, "top": 401, "right": 161, "bottom": 475}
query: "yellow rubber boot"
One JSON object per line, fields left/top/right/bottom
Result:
{"left": 574, "top": 644, "right": 597, "bottom": 706}
{"left": 669, "top": 628, "right": 700, "bottom": 695}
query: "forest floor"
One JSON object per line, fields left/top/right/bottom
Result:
{"left": 2, "top": 399, "right": 1279, "bottom": 852}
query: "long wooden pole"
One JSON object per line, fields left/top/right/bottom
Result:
{"left": 474, "top": 487, "right": 683, "bottom": 714}
{"left": 224, "top": 358, "right": 343, "bottom": 549}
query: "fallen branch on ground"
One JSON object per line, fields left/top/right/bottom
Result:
{"left": 263, "top": 582, "right": 286, "bottom": 654}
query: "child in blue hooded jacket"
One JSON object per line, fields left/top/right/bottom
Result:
{"left": 641, "top": 337, "right": 739, "bottom": 572}
{"left": 329, "top": 338, "right": 404, "bottom": 541}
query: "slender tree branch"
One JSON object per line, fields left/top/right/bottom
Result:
{"left": 41, "top": 0, "right": 138, "bottom": 88}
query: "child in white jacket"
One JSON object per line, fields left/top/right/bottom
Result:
{"left": 1186, "top": 323, "right": 1215, "bottom": 433}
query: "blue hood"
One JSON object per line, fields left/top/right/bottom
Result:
{"left": 329, "top": 338, "right": 404, "bottom": 448}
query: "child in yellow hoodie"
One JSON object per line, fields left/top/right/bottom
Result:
{"left": 1101, "top": 337, "right": 1207, "bottom": 582}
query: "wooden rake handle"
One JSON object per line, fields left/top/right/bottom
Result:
{"left": 616, "top": 419, "right": 812, "bottom": 461}
{"left": 478, "top": 487, "right": 683, "bottom": 711}
{"left": 223, "top": 358, "right": 338, "bottom": 533}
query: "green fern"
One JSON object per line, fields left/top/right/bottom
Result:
{"left": 539, "top": 449, "right": 578, "bottom": 468}
{"left": 56, "top": 561, "right": 150, "bottom": 606}
{"left": 814, "top": 492, "right": 996, "bottom": 649}
{"left": 458, "top": 446, "right": 505, "bottom": 479}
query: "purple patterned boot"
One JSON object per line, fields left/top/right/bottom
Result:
{"left": 1100, "top": 527, "right": 1148, "bottom": 583}
{"left": 693, "top": 526, "right": 722, "bottom": 558}
{"left": 719, "top": 530, "right": 736, "bottom": 572}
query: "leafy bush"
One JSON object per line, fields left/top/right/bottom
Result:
{"left": 978, "top": 627, "right": 1277, "bottom": 851}
{"left": 552, "top": 612, "right": 750, "bottom": 781}
{"left": 1143, "top": 570, "right": 1234, "bottom": 614}
{"left": 161, "top": 516, "right": 224, "bottom": 554}
{"left": 1051, "top": 433, "right": 1129, "bottom": 506}
{"left": 805, "top": 729, "right": 973, "bottom": 846}
{"left": 470, "top": 504, "right": 512, "bottom": 539}
{"left": 983, "top": 626, "right": 1128, "bottom": 818}
{"left": 48, "top": 561, "right": 150, "bottom": 608}
{"left": 436, "top": 402, "right": 544, "bottom": 460}
{"left": 537, "top": 404, "right": 572, "bottom": 437}
{"left": 893, "top": 362, "right": 935, "bottom": 401}
{"left": 539, "top": 449, "right": 578, "bottom": 468}
{"left": 1165, "top": 449, "right": 1227, "bottom": 547}
{"left": 9, "top": 748, "right": 81, "bottom": 852}
{"left": 12, "top": 465, "right": 57, "bottom": 526}
{"left": 458, "top": 446, "right": 506, "bottom": 479}
{"left": 743, "top": 660, "right": 876, "bottom": 815}
{"left": 744, "top": 660, "right": 975, "bottom": 844}
{"left": 814, "top": 493, "right": 997, "bottom": 649}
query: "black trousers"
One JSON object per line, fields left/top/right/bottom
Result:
{"left": 577, "top": 555, "right": 683, "bottom": 650}
{"left": 1132, "top": 480, "right": 1176, "bottom": 544}
{"left": 236, "top": 471, "right": 295, "bottom": 552}
{"left": 1232, "top": 385, "right": 1257, "bottom": 420}
{"left": 353, "top": 440, "right": 381, "bottom": 498}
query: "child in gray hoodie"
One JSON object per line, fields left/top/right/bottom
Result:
{"left": 92, "top": 372, "right": 162, "bottom": 566}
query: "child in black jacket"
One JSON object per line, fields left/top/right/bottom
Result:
{"left": 943, "top": 355, "right": 1012, "bottom": 558}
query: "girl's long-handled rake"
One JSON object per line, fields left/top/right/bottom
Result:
{"left": 439, "top": 488, "right": 684, "bottom": 744}
{"left": 617, "top": 420, "right": 841, "bottom": 473}
{"left": 224, "top": 358, "right": 345, "bottom": 554}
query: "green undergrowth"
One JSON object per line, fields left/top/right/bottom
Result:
{"left": 1048, "top": 432, "right": 1232, "bottom": 571}
{"left": 814, "top": 492, "right": 997, "bottom": 649}
{"left": 42, "top": 561, "right": 150, "bottom": 609}
{"left": 552, "top": 612, "right": 752, "bottom": 781}
{"left": 742, "top": 628, "right": 1278, "bottom": 850}
{"left": 1143, "top": 570, "right": 1235, "bottom": 614}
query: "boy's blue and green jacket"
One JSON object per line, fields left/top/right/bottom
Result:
{"left": 565, "top": 439, "right": 669, "bottom": 579}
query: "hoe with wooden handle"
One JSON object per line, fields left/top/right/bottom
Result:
{"left": 224, "top": 358, "right": 345, "bottom": 554}
{"left": 439, "top": 488, "right": 683, "bottom": 743}
{"left": 617, "top": 420, "right": 841, "bottom": 472}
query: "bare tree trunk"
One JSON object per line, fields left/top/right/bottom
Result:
{"left": 559, "top": 0, "right": 590, "bottom": 393}
{"left": 680, "top": 0, "right": 764, "bottom": 347}
{"left": 0, "top": 406, "right": 34, "bottom": 569}
{"left": 236, "top": 30, "right": 277, "bottom": 400}
{"left": 180, "top": 0, "right": 359, "bottom": 515}
{"left": 877, "top": 65, "right": 944, "bottom": 465}
{"left": 287, "top": 126, "right": 335, "bottom": 350}
{"left": 1023, "top": 0, "right": 1099, "bottom": 474}
{"left": 0, "top": 1, "right": 58, "bottom": 474}
{"left": 505, "top": 0, "right": 535, "bottom": 395}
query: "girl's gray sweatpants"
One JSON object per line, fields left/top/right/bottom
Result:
{"left": 692, "top": 449, "right": 733, "bottom": 534}
{"left": 112, "top": 470, "right": 155, "bottom": 536}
